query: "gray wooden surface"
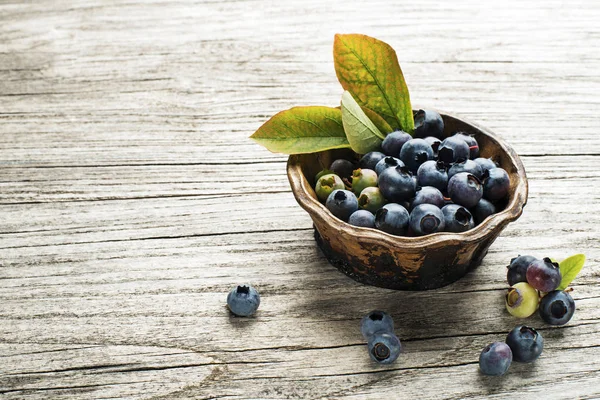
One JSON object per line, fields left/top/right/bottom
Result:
{"left": 1, "top": 0, "right": 599, "bottom": 399}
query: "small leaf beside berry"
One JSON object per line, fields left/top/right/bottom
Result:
{"left": 557, "top": 254, "right": 586, "bottom": 290}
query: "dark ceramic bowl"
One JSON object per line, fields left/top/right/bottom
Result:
{"left": 287, "top": 111, "right": 528, "bottom": 290}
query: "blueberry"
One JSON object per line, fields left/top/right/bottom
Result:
{"left": 381, "top": 131, "right": 412, "bottom": 157}
{"left": 315, "top": 169, "right": 334, "bottom": 182}
{"left": 348, "top": 209, "right": 376, "bottom": 228}
{"left": 447, "top": 159, "right": 483, "bottom": 180}
{"left": 329, "top": 159, "right": 356, "bottom": 180}
{"left": 413, "top": 109, "right": 444, "bottom": 139}
{"left": 453, "top": 132, "right": 480, "bottom": 159}
{"left": 539, "top": 290, "right": 575, "bottom": 325}
{"left": 367, "top": 332, "right": 402, "bottom": 364}
{"left": 315, "top": 174, "right": 345, "bottom": 202}
{"left": 438, "top": 136, "right": 470, "bottom": 165}
{"left": 441, "top": 204, "right": 474, "bottom": 233}
{"left": 416, "top": 160, "right": 448, "bottom": 192}
{"left": 227, "top": 285, "right": 260, "bottom": 317}
{"left": 399, "top": 138, "right": 435, "bottom": 173}
{"left": 360, "top": 310, "right": 394, "bottom": 339}
{"left": 378, "top": 166, "right": 417, "bottom": 203}
{"left": 409, "top": 204, "right": 445, "bottom": 236}
{"left": 483, "top": 167, "right": 511, "bottom": 202}
{"left": 479, "top": 342, "right": 512, "bottom": 376}
{"left": 447, "top": 172, "right": 483, "bottom": 208}
{"left": 423, "top": 136, "right": 442, "bottom": 156}
{"left": 471, "top": 198, "right": 497, "bottom": 225}
{"left": 411, "top": 186, "right": 445, "bottom": 209}
{"left": 505, "top": 282, "right": 539, "bottom": 318}
{"left": 358, "top": 187, "right": 386, "bottom": 214}
{"left": 326, "top": 189, "right": 359, "bottom": 221}
{"left": 506, "top": 325, "right": 544, "bottom": 363}
{"left": 507, "top": 255, "right": 537, "bottom": 287}
{"left": 526, "top": 257, "right": 562, "bottom": 293}
{"left": 375, "top": 203, "right": 410, "bottom": 235}
{"left": 474, "top": 157, "right": 497, "bottom": 173}
{"left": 359, "top": 151, "right": 386, "bottom": 171}
{"left": 375, "top": 156, "right": 404, "bottom": 176}
{"left": 351, "top": 168, "right": 378, "bottom": 196}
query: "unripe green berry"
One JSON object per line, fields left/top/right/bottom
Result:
{"left": 358, "top": 187, "right": 386, "bottom": 213}
{"left": 351, "top": 168, "right": 378, "bottom": 196}
{"left": 506, "top": 282, "right": 539, "bottom": 318}
{"left": 315, "top": 174, "right": 344, "bottom": 202}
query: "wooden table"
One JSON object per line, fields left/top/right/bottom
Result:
{"left": 1, "top": 1, "right": 599, "bottom": 398}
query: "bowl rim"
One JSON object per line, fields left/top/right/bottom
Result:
{"left": 287, "top": 109, "right": 529, "bottom": 247}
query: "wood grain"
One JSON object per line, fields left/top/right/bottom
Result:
{"left": 1, "top": 0, "right": 600, "bottom": 398}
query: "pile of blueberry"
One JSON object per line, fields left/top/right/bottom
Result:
{"left": 505, "top": 256, "right": 575, "bottom": 325}
{"left": 479, "top": 325, "right": 544, "bottom": 376}
{"left": 360, "top": 310, "right": 402, "bottom": 364}
{"left": 314, "top": 109, "right": 511, "bottom": 236}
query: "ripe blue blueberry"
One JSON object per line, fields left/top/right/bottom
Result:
{"left": 360, "top": 310, "right": 394, "bottom": 339}
{"left": 416, "top": 160, "right": 448, "bottom": 192}
{"left": 348, "top": 209, "right": 376, "bottom": 228}
{"left": 438, "top": 136, "right": 470, "bottom": 165}
{"left": 375, "top": 203, "right": 410, "bottom": 235}
{"left": 399, "top": 139, "right": 435, "bottom": 173}
{"left": 378, "top": 166, "right": 417, "bottom": 203}
{"left": 424, "top": 136, "right": 442, "bottom": 156}
{"left": 539, "top": 290, "right": 575, "bottom": 325}
{"left": 479, "top": 342, "right": 512, "bottom": 376}
{"left": 482, "top": 167, "right": 511, "bottom": 201}
{"left": 227, "top": 285, "right": 260, "bottom": 317}
{"left": 329, "top": 159, "right": 356, "bottom": 180}
{"left": 507, "top": 255, "right": 537, "bottom": 286}
{"left": 358, "top": 187, "right": 386, "bottom": 214}
{"left": 441, "top": 204, "right": 475, "bottom": 233}
{"left": 375, "top": 156, "right": 404, "bottom": 176}
{"left": 351, "top": 168, "right": 378, "bottom": 196}
{"left": 411, "top": 186, "right": 445, "bottom": 209}
{"left": 506, "top": 325, "right": 544, "bottom": 363}
{"left": 471, "top": 198, "right": 496, "bottom": 225}
{"left": 413, "top": 109, "right": 444, "bottom": 139}
{"left": 447, "top": 159, "right": 483, "bottom": 180}
{"left": 526, "top": 257, "right": 562, "bottom": 293}
{"left": 474, "top": 157, "right": 497, "bottom": 173}
{"left": 367, "top": 332, "right": 402, "bottom": 364}
{"left": 359, "top": 151, "right": 386, "bottom": 171}
{"left": 326, "top": 189, "right": 359, "bottom": 222}
{"left": 382, "top": 131, "right": 412, "bottom": 157}
{"left": 454, "top": 132, "right": 480, "bottom": 159}
{"left": 409, "top": 204, "right": 445, "bottom": 236}
{"left": 447, "top": 172, "right": 483, "bottom": 208}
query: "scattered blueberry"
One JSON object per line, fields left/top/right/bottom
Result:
{"left": 411, "top": 186, "right": 445, "bottom": 209}
{"left": 382, "top": 131, "right": 412, "bottom": 157}
{"left": 507, "top": 255, "right": 537, "bottom": 287}
{"left": 367, "top": 332, "right": 402, "bottom": 364}
{"left": 539, "top": 290, "right": 575, "bottom": 325}
{"left": 413, "top": 109, "right": 444, "bottom": 139}
{"left": 416, "top": 160, "right": 448, "bottom": 192}
{"left": 479, "top": 342, "right": 512, "bottom": 376}
{"left": 378, "top": 166, "right": 417, "bottom": 203}
{"left": 409, "top": 204, "right": 445, "bottom": 236}
{"left": 526, "top": 257, "right": 562, "bottom": 293}
{"left": 399, "top": 138, "right": 435, "bottom": 173}
{"left": 330, "top": 159, "right": 356, "bottom": 180}
{"left": 227, "top": 285, "right": 260, "bottom": 317}
{"left": 441, "top": 204, "right": 475, "bottom": 233}
{"left": 360, "top": 310, "right": 394, "bottom": 339}
{"left": 447, "top": 172, "right": 483, "bottom": 208}
{"left": 351, "top": 168, "right": 378, "bottom": 196}
{"left": 359, "top": 151, "right": 386, "bottom": 171}
{"left": 505, "top": 282, "right": 539, "bottom": 318}
{"left": 325, "top": 189, "right": 359, "bottom": 222}
{"left": 375, "top": 203, "right": 410, "bottom": 235}
{"left": 348, "top": 209, "right": 376, "bottom": 228}
{"left": 506, "top": 325, "right": 544, "bottom": 363}
{"left": 375, "top": 156, "right": 404, "bottom": 176}
{"left": 482, "top": 167, "right": 511, "bottom": 201}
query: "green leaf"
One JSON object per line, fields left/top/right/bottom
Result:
{"left": 250, "top": 106, "right": 350, "bottom": 154}
{"left": 333, "top": 33, "right": 414, "bottom": 132}
{"left": 361, "top": 106, "right": 394, "bottom": 135}
{"left": 557, "top": 254, "right": 586, "bottom": 290}
{"left": 340, "top": 91, "right": 384, "bottom": 154}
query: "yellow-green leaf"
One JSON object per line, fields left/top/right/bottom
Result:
{"left": 250, "top": 106, "right": 350, "bottom": 154}
{"left": 341, "top": 91, "right": 384, "bottom": 154}
{"left": 334, "top": 33, "right": 414, "bottom": 132}
{"left": 557, "top": 254, "right": 585, "bottom": 290}
{"left": 361, "top": 106, "right": 394, "bottom": 135}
